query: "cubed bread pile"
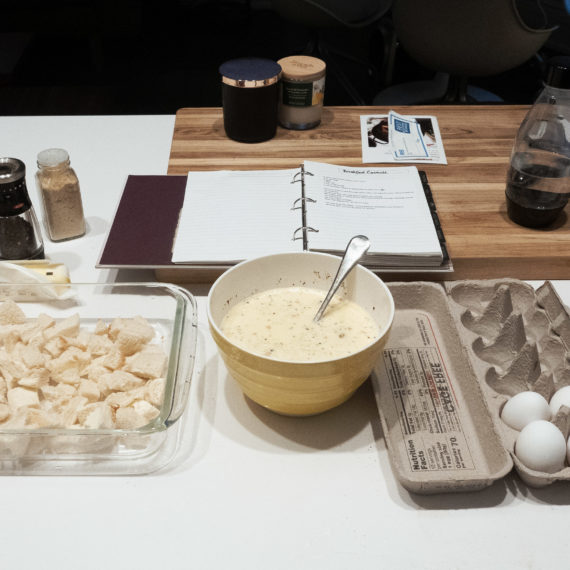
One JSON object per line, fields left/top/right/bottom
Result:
{"left": 0, "top": 299, "right": 167, "bottom": 430}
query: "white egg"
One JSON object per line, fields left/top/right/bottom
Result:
{"left": 515, "top": 420, "right": 566, "bottom": 473}
{"left": 500, "top": 391, "right": 551, "bottom": 431}
{"left": 549, "top": 385, "right": 570, "bottom": 416}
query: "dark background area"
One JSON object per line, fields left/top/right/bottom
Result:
{"left": 0, "top": 0, "right": 569, "bottom": 115}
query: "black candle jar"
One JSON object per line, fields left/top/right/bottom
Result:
{"left": 219, "top": 58, "right": 282, "bottom": 143}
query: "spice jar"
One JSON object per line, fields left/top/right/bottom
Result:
{"left": 0, "top": 157, "right": 44, "bottom": 260}
{"left": 219, "top": 57, "right": 282, "bottom": 143}
{"left": 277, "top": 56, "right": 326, "bottom": 130}
{"left": 35, "top": 148, "right": 86, "bottom": 241}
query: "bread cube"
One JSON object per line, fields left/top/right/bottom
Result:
{"left": 145, "top": 377, "right": 166, "bottom": 408}
{"left": 110, "top": 316, "right": 155, "bottom": 356}
{"left": 35, "top": 313, "right": 56, "bottom": 331}
{"left": 44, "top": 313, "right": 80, "bottom": 341}
{"left": 7, "top": 387, "right": 40, "bottom": 410}
{"left": 40, "top": 383, "right": 76, "bottom": 403}
{"left": 18, "top": 369, "right": 49, "bottom": 389}
{"left": 132, "top": 399, "right": 160, "bottom": 423}
{"left": 78, "top": 379, "right": 100, "bottom": 402}
{"left": 105, "top": 390, "right": 138, "bottom": 408}
{"left": 124, "top": 345, "right": 167, "bottom": 379}
{"left": 62, "top": 329, "right": 91, "bottom": 350}
{"left": 61, "top": 396, "right": 89, "bottom": 427}
{"left": 46, "top": 347, "right": 88, "bottom": 384}
{"left": 85, "top": 361, "right": 111, "bottom": 384}
{"left": 43, "top": 336, "right": 65, "bottom": 358}
{"left": 99, "top": 370, "right": 145, "bottom": 395}
{"left": 112, "top": 316, "right": 153, "bottom": 339}
{"left": 0, "top": 355, "right": 26, "bottom": 384}
{"left": 115, "top": 406, "right": 145, "bottom": 429}
{"left": 87, "top": 333, "right": 113, "bottom": 357}
{"left": 0, "top": 327, "right": 21, "bottom": 352}
{"left": 0, "top": 299, "right": 26, "bottom": 325}
{"left": 94, "top": 320, "right": 109, "bottom": 335}
{"left": 53, "top": 368, "right": 82, "bottom": 386}
{"left": 21, "top": 344, "right": 46, "bottom": 369}
{"left": 101, "top": 347, "right": 124, "bottom": 371}
{"left": 24, "top": 407, "right": 57, "bottom": 428}
{"left": 78, "top": 402, "right": 115, "bottom": 429}
{"left": 19, "top": 313, "right": 54, "bottom": 345}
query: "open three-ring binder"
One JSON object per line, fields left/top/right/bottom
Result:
{"left": 171, "top": 160, "right": 451, "bottom": 272}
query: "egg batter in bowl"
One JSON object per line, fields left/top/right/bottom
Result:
{"left": 220, "top": 286, "right": 380, "bottom": 362}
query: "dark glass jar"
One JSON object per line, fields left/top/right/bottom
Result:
{"left": 0, "top": 158, "right": 44, "bottom": 260}
{"left": 219, "top": 58, "right": 282, "bottom": 143}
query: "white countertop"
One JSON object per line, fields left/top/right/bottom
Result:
{"left": 1, "top": 115, "right": 570, "bottom": 570}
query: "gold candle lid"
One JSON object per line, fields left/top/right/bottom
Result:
{"left": 220, "top": 57, "right": 282, "bottom": 88}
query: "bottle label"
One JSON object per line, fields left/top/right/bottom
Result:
{"left": 282, "top": 77, "right": 325, "bottom": 107}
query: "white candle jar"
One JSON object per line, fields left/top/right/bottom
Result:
{"left": 277, "top": 56, "right": 326, "bottom": 130}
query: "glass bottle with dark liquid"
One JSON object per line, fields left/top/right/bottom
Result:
{"left": 506, "top": 57, "right": 570, "bottom": 228}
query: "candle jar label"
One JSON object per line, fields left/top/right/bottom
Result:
{"left": 282, "top": 77, "right": 325, "bottom": 107}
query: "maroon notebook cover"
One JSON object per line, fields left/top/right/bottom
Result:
{"left": 98, "top": 175, "right": 187, "bottom": 268}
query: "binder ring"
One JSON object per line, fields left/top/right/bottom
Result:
{"left": 293, "top": 226, "right": 318, "bottom": 241}
{"left": 291, "top": 169, "right": 314, "bottom": 184}
{"left": 291, "top": 171, "right": 303, "bottom": 184}
{"left": 291, "top": 196, "right": 316, "bottom": 210}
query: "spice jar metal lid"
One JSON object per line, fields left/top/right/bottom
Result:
{"left": 0, "top": 157, "right": 32, "bottom": 216}
{"left": 277, "top": 55, "right": 326, "bottom": 82}
{"left": 220, "top": 57, "right": 282, "bottom": 88}
{"left": 37, "top": 148, "right": 70, "bottom": 168}
{"left": 0, "top": 157, "right": 25, "bottom": 185}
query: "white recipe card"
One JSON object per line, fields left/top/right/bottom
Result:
{"left": 389, "top": 111, "right": 429, "bottom": 160}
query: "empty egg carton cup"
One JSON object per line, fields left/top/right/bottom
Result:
{"left": 372, "top": 279, "right": 570, "bottom": 493}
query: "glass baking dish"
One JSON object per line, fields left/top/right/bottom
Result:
{"left": 0, "top": 282, "right": 197, "bottom": 475}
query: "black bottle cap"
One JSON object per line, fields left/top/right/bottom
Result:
{"left": 546, "top": 56, "right": 570, "bottom": 89}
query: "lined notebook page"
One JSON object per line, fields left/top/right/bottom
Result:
{"left": 304, "top": 161, "right": 442, "bottom": 260}
{"left": 171, "top": 169, "right": 301, "bottom": 263}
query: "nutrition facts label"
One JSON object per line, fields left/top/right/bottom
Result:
{"left": 382, "top": 314, "right": 475, "bottom": 472}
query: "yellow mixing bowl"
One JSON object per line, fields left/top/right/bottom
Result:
{"left": 207, "top": 252, "right": 394, "bottom": 416}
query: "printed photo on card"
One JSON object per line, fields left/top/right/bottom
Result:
{"left": 360, "top": 113, "right": 448, "bottom": 165}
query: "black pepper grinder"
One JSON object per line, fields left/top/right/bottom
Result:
{"left": 0, "top": 157, "right": 44, "bottom": 260}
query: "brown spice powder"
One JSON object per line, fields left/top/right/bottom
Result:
{"left": 38, "top": 165, "right": 85, "bottom": 241}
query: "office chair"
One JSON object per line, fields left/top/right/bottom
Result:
{"left": 271, "top": 0, "right": 393, "bottom": 105}
{"left": 374, "top": 0, "right": 557, "bottom": 104}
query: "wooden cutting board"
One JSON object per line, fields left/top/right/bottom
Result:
{"left": 167, "top": 105, "right": 570, "bottom": 280}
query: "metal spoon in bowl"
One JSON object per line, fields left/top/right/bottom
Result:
{"left": 313, "top": 235, "right": 371, "bottom": 323}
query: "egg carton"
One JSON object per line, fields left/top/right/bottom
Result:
{"left": 371, "top": 279, "right": 570, "bottom": 494}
